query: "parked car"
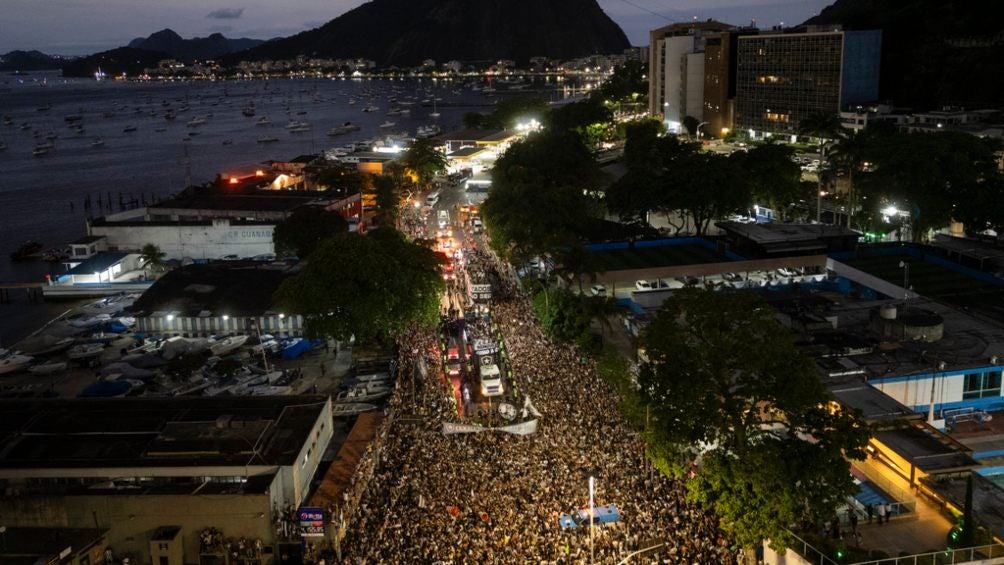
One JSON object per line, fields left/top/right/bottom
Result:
{"left": 590, "top": 284, "right": 607, "bottom": 297}
{"left": 777, "top": 267, "right": 800, "bottom": 277}
{"left": 722, "top": 272, "right": 743, "bottom": 283}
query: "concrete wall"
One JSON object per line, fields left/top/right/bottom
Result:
{"left": 685, "top": 52, "right": 705, "bottom": 121}
{"left": 279, "top": 398, "right": 334, "bottom": 508}
{"left": 90, "top": 220, "right": 274, "bottom": 261}
{"left": 0, "top": 493, "right": 273, "bottom": 564}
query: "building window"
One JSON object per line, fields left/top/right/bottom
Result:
{"left": 963, "top": 371, "right": 1002, "bottom": 399}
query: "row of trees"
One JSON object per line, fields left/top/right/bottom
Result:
{"left": 606, "top": 120, "right": 809, "bottom": 234}
{"left": 799, "top": 115, "right": 1004, "bottom": 240}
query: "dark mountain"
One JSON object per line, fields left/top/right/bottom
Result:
{"left": 61, "top": 47, "right": 168, "bottom": 78}
{"left": 128, "top": 28, "right": 265, "bottom": 61}
{"left": 804, "top": 0, "right": 1004, "bottom": 109}
{"left": 236, "top": 0, "right": 630, "bottom": 66}
{"left": 0, "top": 50, "right": 63, "bottom": 72}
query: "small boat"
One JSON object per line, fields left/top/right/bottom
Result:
{"left": 0, "top": 354, "right": 34, "bottom": 375}
{"left": 123, "top": 125, "right": 137, "bottom": 133}
{"left": 362, "top": 105, "right": 379, "bottom": 113}
{"left": 242, "top": 107, "right": 256, "bottom": 117}
{"left": 354, "top": 372, "right": 391, "bottom": 383}
{"left": 379, "top": 121, "right": 395, "bottom": 128}
{"left": 335, "top": 386, "right": 391, "bottom": 403}
{"left": 256, "top": 116, "right": 271, "bottom": 125}
{"left": 210, "top": 335, "right": 249, "bottom": 357}
{"left": 186, "top": 117, "right": 206, "bottom": 127}
{"left": 66, "top": 313, "right": 112, "bottom": 328}
{"left": 91, "top": 138, "right": 105, "bottom": 147}
{"left": 257, "top": 135, "right": 279, "bottom": 143}
{"left": 332, "top": 403, "right": 377, "bottom": 416}
{"left": 16, "top": 335, "right": 75, "bottom": 356}
{"left": 0, "top": 140, "right": 7, "bottom": 150}
{"left": 9, "top": 241, "right": 42, "bottom": 260}
{"left": 327, "top": 122, "right": 361, "bottom": 136}
{"left": 81, "top": 293, "right": 138, "bottom": 314}
{"left": 32, "top": 147, "right": 49, "bottom": 157}
{"left": 28, "top": 361, "right": 68, "bottom": 375}
{"left": 67, "top": 343, "right": 105, "bottom": 360}
{"left": 164, "top": 111, "right": 176, "bottom": 120}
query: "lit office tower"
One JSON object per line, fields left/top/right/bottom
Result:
{"left": 735, "top": 28, "right": 881, "bottom": 137}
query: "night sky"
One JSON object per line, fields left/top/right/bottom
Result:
{"left": 3, "top": 0, "right": 833, "bottom": 56}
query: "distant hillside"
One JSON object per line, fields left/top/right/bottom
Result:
{"left": 805, "top": 0, "right": 1004, "bottom": 109}
{"left": 61, "top": 47, "right": 169, "bottom": 78}
{"left": 0, "top": 50, "right": 63, "bottom": 72}
{"left": 236, "top": 0, "right": 630, "bottom": 66}
{"left": 128, "top": 29, "right": 265, "bottom": 61}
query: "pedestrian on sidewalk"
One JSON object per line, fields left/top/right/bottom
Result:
{"left": 876, "top": 502, "right": 886, "bottom": 525}
{"left": 884, "top": 502, "right": 893, "bottom": 523}
{"left": 866, "top": 503, "right": 873, "bottom": 523}
{"left": 849, "top": 510, "right": 858, "bottom": 534}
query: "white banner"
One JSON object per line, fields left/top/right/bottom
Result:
{"left": 442, "top": 422, "right": 487, "bottom": 435}
{"left": 441, "top": 419, "right": 539, "bottom": 436}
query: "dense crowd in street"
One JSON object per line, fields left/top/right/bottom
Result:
{"left": 336, "top": 219, "right": 736, "bottom": 563}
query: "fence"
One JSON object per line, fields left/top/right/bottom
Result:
{"left": 785, "top": 531, "right": 1004, "bottom": 565}
{"left": 851, "top": 460, "right": 918, "bottom": 517}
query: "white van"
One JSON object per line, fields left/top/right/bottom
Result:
{"left": 426, "top": 191, "right": 440, "bottom": 206}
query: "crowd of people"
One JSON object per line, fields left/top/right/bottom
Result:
{"left": 332, "top": 219, "right": 736, "bottom": 563}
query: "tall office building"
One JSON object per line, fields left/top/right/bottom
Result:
{"left": 648, "top": 21, "right": 733, "bottom": 133}
{"left": 701, "top": 29, "right": 759, "bottom": 138}
{"left": 735, "top": 28, "right": 881, "bottom": 137}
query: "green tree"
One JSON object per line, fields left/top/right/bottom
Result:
{"left": 272, "top": 206, "right": 348, "bottom": 259}
{"left": 312, "top": 162, "right": 369, "bottom": 196}
{"left": 593, "top": 60, "right": 648, "bottom": 105}
{"left": 681, "top": 115, "right": 701, "bottom": 138}
{"left": 552, "top": 244, "right": 604, "bottom": 293}
{"left": 273, "top": 229, "right": 445, "bottom": 342}
{"left": 546, "top": 98, "right": 614, "bottom": 148}
{"left": 638, "top": 288, "right": 869, "bottom": 552}
{"left": 741, "top": 142, "right": 807, "bottom": 220}
{"left": 482, "top": 130, "right": 600, "bottom": 264}
{"left": 665, "top": 151, "right": 751, "bottom": 235}
{"left": 373, "top": 175, "right": 401, "bottom": 227}
{"left": 401, "top": 138, "right": 448, "bottom": 189}
{"left": 799, "top": 113, "right": 845, "bottom": 222}
{"left": 139, "top": 243, "right": 166, "bottom": 275}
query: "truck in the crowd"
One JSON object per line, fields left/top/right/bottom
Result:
{"left": 477, "top": 353, "right": 504, "bottom": 397}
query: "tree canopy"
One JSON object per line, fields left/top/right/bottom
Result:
{"left": 481, "top": 130, "right": 600, "bottom": 263}
{"left": 400, "top": 138, "right": 448, "bottom": 188}
{"left": 638, "top": 288, "right": 869, "bottom": 550}
{"left": 273, "top": 229, "right": 445, "bottom": 342}
{"left": 272, "top": 206, "right": 348, "bottom": 259}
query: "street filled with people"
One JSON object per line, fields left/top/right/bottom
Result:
{"left": 335, "top": 205, "right": 736, "bottom": 564}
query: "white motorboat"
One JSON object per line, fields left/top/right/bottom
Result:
{"left": 256, "top": 116, "right": 271, "bottom": 125}
{"left": 362, "top": 105, "right": 379, "bottom": 113}
{"left": 67, "top": 343, "right": 105, "bottom": 360}
{"left": 327, "top": 122, "right": 361, "bottom": 136}
{"left": 379, "top": 121, "right": 395, "bottom": 128}
{"left": 332, "top": 403, "right": 377, "bottom": 416}
{"left": 335, "top": 386, "right": 390, "bottom": 403}
{"left": 257, "top": 135, "right": 279, "bottom": 143}
{"left": 16, "top": 335, "right": 75, "bottom": 356}
{"left": 28, "top": 361, "right": 68, "bottom": 375}
{"left": 66, "top": 313, "right": 112, "bottom": 328}
{"left": 186, "top": 117, "right": 206, "bottom": 127}
{"left": 285, "top": 120, "right": 309, "bottom": 130}
{"left": 0, "top": 354, "right": 34, "bottom": 375}
{"left": 81, "top": 293, "right": 138, "bottom": 314}
{"left": 354, "top": 372, "right": 391, "bottom": 383}
{"left": 210, "top": 335, "right": 249, "bottom": 357}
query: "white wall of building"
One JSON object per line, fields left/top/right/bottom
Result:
{"left": 870, "top": 367, "right": 1004, "bottom": 415}
{"left": 91, "top": 218, "right": 275, "bottom": 261}
{"left": 662, "top": 36, "right": 704, "bottom": 132}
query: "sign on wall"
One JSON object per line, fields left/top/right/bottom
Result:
{"left": 298, "top": 507, "right": 326, "bottom": 537}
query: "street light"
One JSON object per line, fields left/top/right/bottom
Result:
{"left": 695, "top": 121, "right": 708, "bottom": 139}
{"left": 898, "top": 260, "right": 910, "bottom": 301}
{"left": 589, "top": 476, "right": 595, "bottom": 565}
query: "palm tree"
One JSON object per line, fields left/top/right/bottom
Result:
{"left": 139, "top": 243, "right": 166, "bottom": 276}
{"left": 828, "top": 131, "right": 869, "bottom": 229}
{"left": 798, "top": 113, "right": 845, "bottom": 223}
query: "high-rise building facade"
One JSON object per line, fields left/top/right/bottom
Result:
{"left": 648, "top": 21, "right": 733, "bottom": 133}
{"left": 735, "top": 29, "right": 881, "bottom": 136}
{"left": 701, "top": 30, "right": 759, "bottom": 138}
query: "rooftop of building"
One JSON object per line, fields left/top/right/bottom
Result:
{"left": 130, "top": 261, "right": 299, "bottom": 318}
{"left": 770, "top": 293, "right": 1004, "bottom": 379}
{"left": 90, "top": 216, "right": 277, "bottom": 228}
{"left": 0, "top": 527, "right": 107, "bottom": 565}
{"left": 65, "top": 252, "right": 130, "bottom": 276}
{"left": 718, "top": 221, "right": 859, "bottom": 244}
{"left": 0, "top": 396, "right": 328, "bottom": 471}
{"left": 428, "top": 128, "right": 504, "bottom": 144}
{"left": 70, "top": 235, "right": 106, "bottom": 245}
{"left": 448, "top": 146, "right": 489, "bottom": 158}
{"left": 874, "top": 424, "right": 977, "bottom": 472}
{"left": 926, "top": 473, "right": 1004, "bottom": 539}
{"left": 151, "top": 186, "right": 325, "bottom": 213}
{"left": 650, "top": 20, "right": 734, "bottom": 38}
